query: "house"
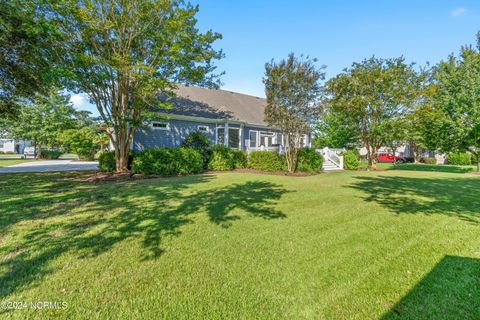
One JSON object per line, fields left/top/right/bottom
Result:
{"left": 0, "top": 138, "right": 31, "bottom": 154}
{"left": 132, "top": 84, "right": 312, "bottom": 153}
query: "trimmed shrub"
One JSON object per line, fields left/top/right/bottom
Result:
{"left": 296, "top": 148, "right": 324, "bottom": 172}
{"left": 232, "top": 149, "right": 248, "bottom": 169}
{"left": 132, "top": 147, "right": 203, "bottom": 176}
{"left": 208, "top": 145, "right": 247, "bottom": 171}
{"left": 181, "top": 131, "right": 212, "bottom": 169}
{"left": 421, "top": 157, "right": 437, "bottom": 165}
{"left": 343, "top": 150, "right": 359, "bottom": 170}
{"left": 0, "top": 151, "right": 4, "bottom": 154}
{"left": 98, "top": 151, "right": 116, "bottom": 172}
{"left": 38, "top": 150, "right": 62, "bottom": 159}
{"left": 5, "top": 151, "right": 15, "bottom": 154}
{"left": 248, "top": 151, "right": 285, "bottom": 172}
{"left": 447, "top": 153, "right": 471, "bottom": 166}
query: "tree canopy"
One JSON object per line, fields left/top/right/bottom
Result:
{"left": 0, "top": 0, "right": 60, "bottom": 119}
{"left": 263, "top": 53, "right": 324, "bottom": 173}
{"left": 428, "top": 35, "right": 480, "bottom": 172}
{"left": 325, "top": 56, "right": 426, "bottom": 169}
{"left": 44, "top": 0, "right": 224, "bottom": 172}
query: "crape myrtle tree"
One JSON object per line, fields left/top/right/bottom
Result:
{"left": 50, "top": 0, "right": 223, "bottom": 172}
{"left": 263, "top": 53, "right": 325, "bottom": 173}
{"left": 429, "top": 34, "right": 480, "bottom": 173}
{"left": 325, "top": 57, "right": 426, "bottom": 170}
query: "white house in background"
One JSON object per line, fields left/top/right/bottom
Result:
{"left": 359, "top": 144, "right": 447, "bottom": 164}
{"left": 0, "top": 138, "right": 31, "bottom": 154}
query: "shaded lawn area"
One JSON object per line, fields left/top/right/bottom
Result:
{"left": 0, "top": 170, "right": 479, "bottom": 319}
{"left": 0, "top": 159, "right": 34, "bottom": 167}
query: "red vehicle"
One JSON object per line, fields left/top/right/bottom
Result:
{"left": 377, "top": 152, "right": 406, "bottom": 163}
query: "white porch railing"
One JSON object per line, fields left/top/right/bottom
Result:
{"left": 318, "top": 147, "right": 344, "bottom": 171}
{"left": 246, "top": 145, "right": 284, "bottom": 154}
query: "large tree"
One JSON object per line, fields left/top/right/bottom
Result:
{"left": 47, "top": 0, "right": 223, "bottom": 172}
{"left": 325, "top": 57, "right": 425, "bottom": 169}
{"left": 0, "top": 0, "right": 60, "bottom": 119}
{"left": 312, "top": 109, "right": 358, "bottom": 149}
{"left": 263, "top": 53, "right": 324, "bottom": 173}
{"left": 428, "top": 35, "right": 480, "bottom": 172}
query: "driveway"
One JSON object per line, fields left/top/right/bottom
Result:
{"left": 0, "top": 160, "right": 98, "bottom": 173}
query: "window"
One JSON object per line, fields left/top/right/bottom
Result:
{"left": 151, "top": 122, "right": 168, "bottom": 130}
{"left": 249, "top": 131, "right": 258, "bottom": 148}
{"left": 198, "top": 125, "right": 208, "bottom": 132}
{"left": 217, "top": 127, "right": 225, "bottom": 145}
{"left": 260, "top": 132, "right": 274, "bottom": 147}
{"left": 228, "top": 128, "right": 240, "bottom": 149}
{"left": 0, "top": 141, "right": 3, "bottom": 149}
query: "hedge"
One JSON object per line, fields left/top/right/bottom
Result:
{"left": 296, "top": 148, "right": 323, "bottom": 172}
{"left": 448, "top": 153, "right": 471, "bottom": 166}
{"left": 98, "top": 151, "right": 116, "bottom": 172}
{"left": 38, "top": 150, "right": 62, "bottom": 159}
{"left": 343, "top": 151, "right": 359, "bottom": 170}
{"left": 248, "top": 151, "right": 285, "bottom": 172}
{"left": 181, "top": 131, "right": 212, "bottom": 169}
{"left": 132, "top": 147, "right": 203, "bottom": 176}
{"left": 208, "top": 145, "right": 247, "bottom": 171}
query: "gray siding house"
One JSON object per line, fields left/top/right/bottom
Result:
{"left": 132, "top": 84, "right": 311, "bottom": 153}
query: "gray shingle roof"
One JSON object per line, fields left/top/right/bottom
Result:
{"left": 162, "top": 84, "right": 268, "bottom": 126}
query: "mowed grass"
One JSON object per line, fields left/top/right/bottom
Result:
{"left": 0, "top": 159, "right": 33, "bottom": 167}
{"left": 0, "top": 170, "right": 479, "bottom": 319}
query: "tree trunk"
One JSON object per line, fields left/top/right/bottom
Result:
{"left": 114, "top": 129, "right": 131, "bottom": 173}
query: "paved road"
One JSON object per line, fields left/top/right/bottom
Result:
{"left": 0, "top": 160, "right": 98, "bottom": 173}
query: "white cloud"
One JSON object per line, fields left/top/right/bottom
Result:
{"left": 70, "top": 94, "right": 88, "bottom": 108}
{"left": 451, "top": 7, "right": 467, "bottom": 17}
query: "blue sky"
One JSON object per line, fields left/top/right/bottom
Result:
{"left": 71, "top": 0, "right": 480, "bottom": 115}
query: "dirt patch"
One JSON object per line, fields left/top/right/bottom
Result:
{"left": 79, "top": 172, "right": 162, "bottom": 183}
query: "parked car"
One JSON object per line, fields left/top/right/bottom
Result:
{"left": 23, "top": 147, "right": 36, "bottom": 159}
{"left": 377, "top": 152, "right": 406, "bottom": 164}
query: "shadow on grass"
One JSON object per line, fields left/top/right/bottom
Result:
{"left": 382, "top": 255, "right": 480, "bottom": 320}
{"left": 390, "top": 164, "right": 475, "bottom": 174}
{"left": 0, "top": 172, "right": 288, "bottom": 298}
{"left": 349, "top": 175, "right": 480, "bottom": 224}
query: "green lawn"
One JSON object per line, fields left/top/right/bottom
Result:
{"left": 0, "top": 159, "right": 34, "bottom": 167}
{"left": 0, "top": 170, "right": 479, "bottom": 319}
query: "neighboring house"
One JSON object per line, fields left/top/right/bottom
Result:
{"left": 0, "top": 138, "right": 31, "bottom": 154}
{"left": 359, "top": 144, "right": 447, "bottom": 164}
{"left": 132, "top": 84, "right": 312, "bottom": 153}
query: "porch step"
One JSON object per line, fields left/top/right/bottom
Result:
{"left": 322, "top": 159, "right": 343, "bottom": 171}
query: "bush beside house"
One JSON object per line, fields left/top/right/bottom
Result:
{"left": 132, "top": 147, "right": 203, "bottom": 176}
{"left": 181, "top": 131, "right": 212, "bottom": 169}
{"left": 296, "top": 148, "right": 323, "bottom": 172}
{"left": 208, "top": 145, "right": 247, "bottom": 171}
{"left": 248, "top": 151, "right": 285, "bottom": 172}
